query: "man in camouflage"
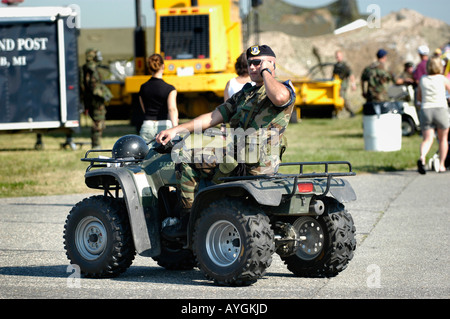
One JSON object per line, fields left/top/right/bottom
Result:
{"left": 156, "top": 44, "right": 296, "bottom": 238}
{"left": 361, "top": 49, "right": 393, "bottom": 102}
{"left": 80, "top": 48, "right": 112, "bottom": 149}
{"left": 333, "top": 50, "right": 356, "bottom": 116}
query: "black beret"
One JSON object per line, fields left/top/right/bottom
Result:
{"left": 246, "top": 45, "right": 276, "bottom": 59}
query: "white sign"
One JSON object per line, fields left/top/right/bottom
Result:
{"left": 0, "top": 37, "right": 49, "bottom": 51}
{"left": 176, "top": 66, "right": 194, "bottom": 77}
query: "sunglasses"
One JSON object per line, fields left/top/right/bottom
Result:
{"left": 247, "top": 59, "right": 262, "bottom": 66}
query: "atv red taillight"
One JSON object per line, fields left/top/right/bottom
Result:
{"left": 297, "top": 182, "right": 314, "bottom": 193}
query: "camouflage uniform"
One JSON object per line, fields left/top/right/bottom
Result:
{"left": 175, "top": 80, "right": 296, "bottom": 209}
{"left": 80, "top": 48, "right": 112, "bottom": 148}
{"left": 333, "top": 61, "right": 351, "bottom": 91}
{"left": 361, "top": 61, "right": 393, "bottom": 102}
{"left": 333, "top": 61, "right": 354, "bottom": 114}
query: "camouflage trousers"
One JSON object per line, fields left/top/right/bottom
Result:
{"left": 175, "top": 162, "right": 218, "bottom": 209}
{"left": 173, "top": 133, "right": 282, "bottom": 210}
{"left": 175, "top": 160, "right": 277, "bottom": 210}
{"left": 87, "top": 99, "right": 106, "bottom": 148}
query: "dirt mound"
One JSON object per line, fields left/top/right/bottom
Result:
{"left": 249, "top": 8, "right": 450, "bottom": 111}
{"left": 256, "top": 0, "right": 361, "bottom": 37}
{"left": 254, "top": 8, "right": 449, "bottom": 78}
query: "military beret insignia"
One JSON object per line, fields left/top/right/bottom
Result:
{"left": 250, "top": 45, "right": 260, "bottom": 56}
{"left": 246, "top": 44, "right": 276, "bottom": 59}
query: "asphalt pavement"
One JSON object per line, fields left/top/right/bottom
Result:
{"left": 0, "top": 170, "right": 449, "bottom": 301}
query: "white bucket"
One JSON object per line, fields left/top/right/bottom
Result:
{"left": 363, "top": 114, "right": 402, "bottom": 151}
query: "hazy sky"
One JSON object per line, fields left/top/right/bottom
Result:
{"left": 286, "top": 0, "right": 450, "bottom": 25}
{"left": 7, "top": 0, "right": 450, "bottom": 28}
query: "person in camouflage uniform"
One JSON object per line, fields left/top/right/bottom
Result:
{"left": 361, "top": 49, "right": 394, "bottom": 102}
{"left": 80, "top": 48, "right": 112, "bottom": 149}
{"left": 156, "top": 44, "right": 296, "bottom": 238}
{"left": 333, "top": 50, "right": 356, "bottom": 116}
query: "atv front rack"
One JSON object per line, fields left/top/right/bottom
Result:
{"left": 81, "top": 149, "right": 143, "bottom": 172}
{"left": 219, "top": 161, "right": 356, "bottom": 199}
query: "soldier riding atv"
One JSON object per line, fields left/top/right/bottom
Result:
{"left": 64, "top": 133, "right": 357, "bottom": 286}
{"left": 64, "top": 44, "right": 357, "bottom": 286}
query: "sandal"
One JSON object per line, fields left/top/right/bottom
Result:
{"left": 417, "top": 159, "right": 426, "bottom": 175}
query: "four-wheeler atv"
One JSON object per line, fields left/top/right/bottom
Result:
{"left": 387, "top": 84, "right": 420, "bottom": 137}
{"left": 64, "top": 134, "right": 357, "bottom": 286}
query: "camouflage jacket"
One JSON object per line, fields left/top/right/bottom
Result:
{"left": 216, "top": 80, "right": 296, "bottom": 175}
{"left": 333, "top": 61, "right": 352, "bottom": 89}
{"left": 361, "top": 61, "right": 393, "bottom": 102}
{"left": 80, "top": 61, "right": 112, "bottom": 103}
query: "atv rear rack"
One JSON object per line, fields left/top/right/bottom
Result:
{"left": 219, "top": 161, "right": 355, "bottom": 199}
{"left": 81, "top": 149, "right": 143, "bottom": 172}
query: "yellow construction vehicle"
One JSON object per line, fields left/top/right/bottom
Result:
{"left": 283, "top": 62, "right": 344, "bottom": 120}
{"left": 122, "top": 0, "right": 343, "bottom": 121}
{"left": 290, "top": 76, "right": 344, "bottom": 119}
{"left": 125, "top": 0, "right": 242, "bottom": 118}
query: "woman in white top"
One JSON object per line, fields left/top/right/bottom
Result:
{"left": 417, "top": 56, "right": 450, "bottom": 173}
{"left": 224, "top": 53, "right": 253, "bottom": 101}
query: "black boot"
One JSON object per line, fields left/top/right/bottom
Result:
{"left": 161, "top": 210, "right": 190, "bottom": 240}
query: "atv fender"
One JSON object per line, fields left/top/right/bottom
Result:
{"left": 85, "top": 168, "right": 160, "bottom": 257}
{"left": 316, "top": 178, "right": 357, "bottom": 203}
{"left": 185, "top": 180, "right": 282, "bottom": 248}
{"left": 193, "top": 180, "right": 282, "bottom": 210}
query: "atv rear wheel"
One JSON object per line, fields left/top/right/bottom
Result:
{"left": 193, "top": 199, "right": 275, "bottom": 286}
{"left": 281, "top": 210, "right": 356, "bottom": 277}
{"left": 64, "top": 196, "right": 135, "bottom": 278}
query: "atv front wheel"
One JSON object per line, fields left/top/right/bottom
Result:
{"left": 193, "top": 199, "right": 274, "bottom": 286}
{"left": 64, "top": 196, "right": 135, "bottom": 278}
{"left": 281, "top": 210, "right": 356, "bottom": 277}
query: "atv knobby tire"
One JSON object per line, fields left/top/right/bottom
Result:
{"left": 64, "top": 196, "right": 136, "bottom": 278}
{"left": 281, "top": 210, "right": 356, "bottom": 277}
{"left": 193, "top": 199, "right": 275, "bottom": 286}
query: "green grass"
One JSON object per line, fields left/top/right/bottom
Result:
{"left": 0, "top": 116, "right": 137, "bottom": 198}
{"left": 282, "top": 115, "right": 422, "bottom": 174}
{"left": 0, "top": 114, "right": 424, "bottom": 198}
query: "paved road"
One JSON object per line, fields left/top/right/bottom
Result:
{"left": 0, "top": 171, "right": 449, "bottom": 301}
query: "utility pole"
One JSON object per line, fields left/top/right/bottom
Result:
{"left": 134, "top": 0, "right": 147, "bottom": 75}
{"left": 251, "top": 0, "right": 262, "bottom": 44}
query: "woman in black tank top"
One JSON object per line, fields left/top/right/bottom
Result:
{"left": 139, "top": 54, "right": 179, "bottom": 143}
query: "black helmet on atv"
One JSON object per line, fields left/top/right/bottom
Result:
{"left": 112, "top": 135, "right": 149, "bottom": 159}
